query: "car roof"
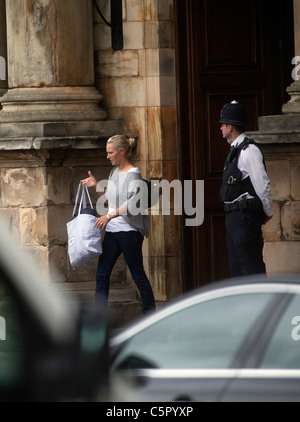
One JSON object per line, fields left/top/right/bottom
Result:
{"left": 111, "top": 273, "right": 300, "bottom": 346}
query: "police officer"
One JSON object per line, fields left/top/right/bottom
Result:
{"left": 219, "top": 101, "right": 274, "bottom": 277}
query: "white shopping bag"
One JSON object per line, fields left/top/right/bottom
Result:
{"left": 67, "top": 183, "right": 102, "bottom": 270}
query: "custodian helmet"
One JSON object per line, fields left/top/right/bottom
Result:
{"left": 219, "top": 100, "right": 248, "bottom": 128}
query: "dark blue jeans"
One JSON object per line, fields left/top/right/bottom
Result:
{"left": 95, "top": 231, "right": 155, "bottom": 315}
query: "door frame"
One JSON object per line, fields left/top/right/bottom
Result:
{"left": 174, "top": 0, "right": 202, "bottom": 292}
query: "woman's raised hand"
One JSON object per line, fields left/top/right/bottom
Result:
{"left": 81, "top": 171, "right": 97, "bottom": 189}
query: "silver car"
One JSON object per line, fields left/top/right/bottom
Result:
{"left": 110, "top": 275, "right": 300, "bottom": 402}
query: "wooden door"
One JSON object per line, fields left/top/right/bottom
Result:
{"left": 175, "top": 0, "right": 294, "bottom": 291}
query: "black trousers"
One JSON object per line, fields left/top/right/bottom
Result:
{"left": 225, "top": 209, "right": 266, "bottom": 277}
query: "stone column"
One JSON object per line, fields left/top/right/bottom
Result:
{"left": 0, "top": 0, "right": 7, "bottom": 97}
{"left": 0, "top": 0, "right": 110, "bottom": 137}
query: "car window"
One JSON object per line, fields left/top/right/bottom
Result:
{"left": 0, "top": 280, "right": 25, "bottom": 388}
{"left": 112, "top": 293, "right": 275, "bottom": 370}
{"left": 260, "top": 294, "right": 300, "bottom": 369}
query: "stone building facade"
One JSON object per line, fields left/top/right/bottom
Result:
{"left": 0, "top": 0, "right": 300, "bottom": 328}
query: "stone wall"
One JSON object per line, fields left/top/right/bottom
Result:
{"left": 0, "top": 0, "right": 181, "bottom": 330}
{"left": 253, "top": 135, "right": 300, "bottom": 275}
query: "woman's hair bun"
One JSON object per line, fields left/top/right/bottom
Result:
{"left": 127, "top": 137, "right": 136, "bottom": 148}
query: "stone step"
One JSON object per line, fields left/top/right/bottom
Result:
{"left": 53, "top": 281, "right": 138, "bottom": 302}
{"left": 52, "top": 281, "right": 143, "bottom": 329}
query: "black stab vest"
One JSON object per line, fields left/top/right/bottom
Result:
{"left": 220, "top": 137, "right": 263, "bottom": 203}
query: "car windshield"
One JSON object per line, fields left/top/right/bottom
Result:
{"left": 112, "top": 292, "right": 275, "bottom": 370}
{"left": 260, "top": 294, "right": 300, "bottom": 369}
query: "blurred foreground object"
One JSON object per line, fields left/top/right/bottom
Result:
{"left": 0, "top": 217, "right": 109, "bottom": 402}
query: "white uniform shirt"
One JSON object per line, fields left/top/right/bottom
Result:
{"left": 229, "top": 133, "right": 274, "bottom": 218}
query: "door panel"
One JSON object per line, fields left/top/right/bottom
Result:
{"left": 175, "top": 0, "right": 294, "bottom": 290}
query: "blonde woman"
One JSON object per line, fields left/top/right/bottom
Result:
{"left": 81, "top": 135, "right": 155, "bottom": 315}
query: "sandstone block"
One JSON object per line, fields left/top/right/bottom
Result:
{"left": 264, "top": 241, "right": 300, "bottom": 274}
{"left": 48, "top": 206, "right": 72, "bottom": 245}
{"left": 126, "top": 0, "right": 144, "bottom": 21}
{"left": 157, "top": 0, "right": 174, "bottom": 21}
{"left": 149, "top": 256, "right": 167, "bottom": 301}
{"left": 144, "top": 21, "right": 173, "bottom": 49}
{"left": 262, "top": 201, "right": 281, "bottom": 242}
{"left": 49, "top": 245, "right": 67, "bottom": 283}
{"left": 291, "top": 161, "right": 300, "bottom": 200}
{"left": 145, "top": 76, "right": 161, "bottom": 107}
{"left": 36, "top": 207, "right": 48, "bottom": 246}
{"left": 282, "top": 201, "right": 300, "bottom": 240}
{"left": 47, "top": 167, "right": 72, "bottom": 205}
{"left": 123, "top": 22, "right": 144, "bottom": 49}
{"left": 164, "top": 214, "right": 180, "bottom": 257}
{"left": 0, "top": 207, "right": 20, "bottom": 241}
{"left": 160, "top": 76, "right": 176, "bottom": 106}
{"left": 266, "top": 161, "right": 290, "bottom": 201}
{"left": 19, "top": 207, "right": 37, "bottom": 245}
{"left": 24, "top": 245, "right": 51, "bottom": 281}
{"left": 147, "top": 107, "right": 163, "bottom": 160}
{"left": 136, "top": 107, "right": 148, "bottom": 162}
{"left": 159, "top": 49, "right": 176, "bottom": 76}
{"left": 142, "top": 0, "right": 174, "bottom": 21}
{"left": 99, "top": 77, "right": 146, "bottom": 108}
{"left": 123, "top": 107, "right": 139, "bottom": 135}
{"left": 145, "top": 76, "right": 176, "bottom": 106}
{"left": 149, "top": 213, "right": 164, "bottom": 255}
{"left": 139, "top": 49, "right": 160, "bottom": 77}
{"left": 2, "top": 168, "right": 46, "bottom": 207}
{"left": 96, "top": 50, "right": 139, "bottom": 78}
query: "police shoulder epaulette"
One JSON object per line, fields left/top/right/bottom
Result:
{"left": 242, "top": 137, "right": 255, "bottom": 150}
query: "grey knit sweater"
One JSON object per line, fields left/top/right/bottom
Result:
{"left": 106, "top": 166, "right": 150, "bottom": 237}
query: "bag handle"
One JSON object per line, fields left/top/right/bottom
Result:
{"left": 84, "top": 184, "right": 94, "bottom": 209}
{"left": 72, "top": 183, "right": 82, "bottom": 217}
{"left": 72, "top": 183, "right": 94, "bottom": 217}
